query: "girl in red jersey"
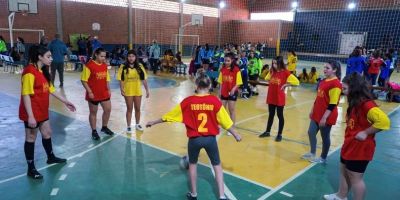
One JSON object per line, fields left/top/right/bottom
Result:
{"left": 20, "top": 45, "right": 76, "bottom": 179}
{"left": 301, "top": 60, "right": 342, "bottom": 163}
{"left": 146, "top": 72, "right": 241, "bottom": 200}
{"left": 259, "top": 56, "right": 299, "bottom": 141}
{"left": 366, "top": 50, "right": 386, "bottom": 86}
{"left": 81, "top": 48, "right": 114, "bottom": 140}
{"left": 324, "top": 73, "right": 390, "bottom": 200}
{"left": 217, "top": 52, "right": 243, "bottom": 131}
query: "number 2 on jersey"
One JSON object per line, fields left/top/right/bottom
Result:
{"left": 197, "top": 113, "right": 208, "bottom": 133}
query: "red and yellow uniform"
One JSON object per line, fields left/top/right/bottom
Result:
{"left": 116, "top": 64, "right": 147, "bottom": 96}
{"left": 368, "top": 57, "right": 384, "bottom": 75}
{"left": 217, "top": 65, "right": 243, "bottom": 98}
{"left": 311, "top": 78, "right": 342, "bottom": 125}
{"left": 341, "top": 100, "right": 390, "bottom": 161}
{"left": 81, "top": 60, "right": 111, "bottom": 101}
{"left": 162, "top": 94, "right": 233, "bottom": 138}
{"left": 265, "top": 70, "right": 299, "bottom": 106}
{"left": 19, "top": 64, "right": 55, "bottom": 122}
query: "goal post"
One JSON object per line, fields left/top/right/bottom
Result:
{"left": 171, "top": 34, "right": 200, "bottom": 57}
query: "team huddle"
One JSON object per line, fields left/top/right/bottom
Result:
{"left": 19, "top": 44, "right": 390, "bottom": 200}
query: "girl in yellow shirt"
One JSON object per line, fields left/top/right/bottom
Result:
{"left": 117, "top": 50, "right": 149, "bottom": 132}
{"left": 287, "top": 50, "right": 298, "bottom": 75}
{"left": 308, "top": 67, "right": 319, "bottom": 84}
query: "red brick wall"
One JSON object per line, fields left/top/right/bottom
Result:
{"left": 249, "top": 0, "right": 398, "bottom": 12}
{"left": 0, "top": 0, "right": 248, "bottom": 46}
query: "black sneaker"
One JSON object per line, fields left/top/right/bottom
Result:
{"left": 275, "top": 135, "right": 282, "bottom": 142}
{"left": 27, "top": 169, "right": 43, "bottom": 179}
{"left": 101, "top": 127, "right": 115, "bottom": 136}
{"left": 259, "top": 132, "right": 270, "bottom": 138}
{"left": 186, "top": 192, "right": 197, "bottom": 200}
{"left": 92, "top": 130, "right": 100, "bottom": 140}
{"left": 47, "top": 156, "right": 67, "bottom": 164}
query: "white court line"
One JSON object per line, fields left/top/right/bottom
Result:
{"left": 257, "top": 146, "right": 341, "bottom": 200}
{"left": 87, "top": 144, "right": 94, "bottom": 148}
{"left": 256, "top": 104, "right": 400, "bottom": 200}
{"left": 68, "top": 162, "right": 76, "bottom": 168}
{"left": 0, "top": 135, "right": 118, "bottom": 184}
{"left": 279, "top": 191, "right": 293, "bottom": 198}
{"left": 58, "top": 174, "right": 67, "bottom": 181}
{"left": 50, "top": 188, "right": 59, "bottom": 196}
{"left": 235, "top": 100, "right": 314, "bottom": 126}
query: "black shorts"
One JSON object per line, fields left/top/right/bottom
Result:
{"left": 24, "top": 119, "right": 48, "bottom": 129}
{"left": 188, "top": 136, "right": 220, "bottom": 166}
{"left": 89, "top": 98, "right": 110, "bottom": 106}
{"left": 340, "top": 157, "right": 370, "bottom": 173}
{"left": 220, "top": 91, "right": 238, "bottom": 101}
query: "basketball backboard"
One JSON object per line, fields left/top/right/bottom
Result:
{"left": 191, "top": 14, "right": 203, "bottom": 26}
{"left": 8, "top": 0, "right": 38, "bottom": 14}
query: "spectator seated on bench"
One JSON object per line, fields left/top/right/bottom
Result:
{"left": 0, "top": 54, "right": 24, "bottom": 73}
{"left": 161, "top": 49, "right": 176, "bottom": 73}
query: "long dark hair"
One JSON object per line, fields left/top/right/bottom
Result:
{"left": 342, "top": 73, "right": 373, "bottom": 117}
{"left": 289, "top": 50, "right": 296, "bottom": 57}
{"left": 121, "top": 50, "right": 144, "bottom": 81}
{"left": 326, "top": 60, "right": 341, "bottom": 79}
{"left": 271, "top": 56, "right": 286, "bottom": 72}
{"left": 28, "top": 45, "right": 51, "bottom": 83}
{"left": 92, "top": 47, "right": 106, "bottom": 61}
{"left": 224, "top": 52, "right": 236, "bottom": 71}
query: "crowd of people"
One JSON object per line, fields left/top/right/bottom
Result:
{"left": 0, "top": 33, "right": 393, "bottom": 200}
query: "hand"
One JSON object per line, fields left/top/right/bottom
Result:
{"left": 146, "top": 121, "right": 155, "bottom": 128}
{"left": 27, "top": 116, "right": 37, "bottom": 128}
{"left": 319, "top": 118, "right": 327, "bottom": 127}
{"left": 146, "top": 90, "right": 150, "bottom": 98}
{"left": 230, "top": 89, "right": 236, "bottom": 96}
{"left": 309, "top": 111, "right": 313, "bottom": 119}
{"left": 280, "top": 84, "right": 288, "bottom": 90}
{"left": 233, "top": 133, "right": 242, "bottom": 142}
{"left": 355, "top": 131, "right": 368, "bottom": 141}
{"left": 64, "top": 101, "right": 76, "bottom": 112}
{"left": 88, "top": 91, "right": 94, "bottom": 99}
{"left": 120, "top": 89, "right": 125, "bottom": 96}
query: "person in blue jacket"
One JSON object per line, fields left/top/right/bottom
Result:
{"left": 346, "top": 47, "right": 366, "bottom": 75}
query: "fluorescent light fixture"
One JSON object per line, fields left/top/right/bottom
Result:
{"left": 291, "top": 1, "right": 298, "bottom": 9}
{"left": 348, "top": 2, "right": 356, "bottom": 9}
{"left": 251, "top": 12, "right": 295, "bottom": 21}
{"left": 64, "top": 0, "right": 218, "bottom": 17}
{"left": 219, "top": 1, "right": 226, "bottom": 9}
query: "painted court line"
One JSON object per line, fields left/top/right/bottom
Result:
{"left": 0, "top": 135, "right": 118, "bottom": 184}
{"left": 50, "top": 188, "right": 59, "bottom": 196}
{"left": 257, "top": 145, "right": 340, "bottom": 200}
{"left": 58, "top": 174, "right": 67, "bottom": 181}
{"left": 87, "top": 144, "right": 94, "bottom": 148}
{"left": 68, "top": 162, "right": 76, "bottom": 168}
{"left": 235, "top": 100, "right": 314, "bottom": 126}
{"left": 279, "top": 191, "right": 293, "bottom": 197}
{"left": 256, "top": 104, "right": 400, "bottom": 200}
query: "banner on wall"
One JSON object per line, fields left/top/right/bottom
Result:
{"left": 69, "top": 33, "right": 89, "bottom": 51}
{"left": 338, "top": 32, "right": 367, "bottom": 55}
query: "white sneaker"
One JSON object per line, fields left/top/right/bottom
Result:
{"left": 227, "top": 132, "right": 232, "bottom": 136}
{"left": 126, "top": 127, "right": 132, "bottom": 134}
{"left": 136, "top": 124, "right": 144, "bottom": 131}
{"left": 301, "top": 152, "right": 315, "bottom": 160}
{"left": 323, "top": 193, "right": 347, "bottom": 200}
{"left": 310, "top": 157, "right": 326, "bottom": 164}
